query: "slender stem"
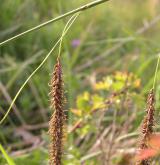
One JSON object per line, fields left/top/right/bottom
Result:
{"left": 58, "top": 13, "right": 80, "bottom": 58}
{"left": 0, "top": 144, "right": 16, "bottom": 165}
{"left": 0, "top": 0, "right": 110, "bottom": 47}
{"left": 58, "top": 37, "right": 63, "bottom": 58}
{"left": 58, "top": 12, "right": 81, "bottom": 58}
{"left": 152, "top": 53, "right": 160, "bottom": 89}
{"left": 0, "top": 14, "right": 80, "bottom": 125}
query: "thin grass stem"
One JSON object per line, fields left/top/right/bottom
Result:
{"left": 0, "top": 13, "right": 80, "bottom": 125}
{"left": 0, "top": 144, "right": 16, "bottom": 165}
{"left": 0, "top": 0, "right": 109, "bottom": 47}
{"left": 152, "top": 53, "right": 160, "bottom": 89}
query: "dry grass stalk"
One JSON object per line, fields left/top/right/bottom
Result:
{"left": 136, "top": 89, "right": 155, "bottom": 165}
{"left": 49, "top": 57, "right": 66, "bottom": 165}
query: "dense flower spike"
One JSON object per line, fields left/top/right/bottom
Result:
{"left": 49, "top": 57, "right": 66, "bottom": 165}
{"left": 136, "top": 89, "right": 155, "bottom": 165}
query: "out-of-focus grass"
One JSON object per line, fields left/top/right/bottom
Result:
{"left": 0, "top": 0, "right": 160, "bottom": 164}
{"left": 0, "top": 144, "right": 16, "bottom": 165}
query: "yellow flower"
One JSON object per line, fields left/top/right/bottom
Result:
{"left": 94, "top": 77, "right": 113, "bottom": 90}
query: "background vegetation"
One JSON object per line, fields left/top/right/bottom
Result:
{"left": 0, "top": 0, "right": 160, "bottom": 164}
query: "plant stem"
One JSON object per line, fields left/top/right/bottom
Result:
{"left": 0, "top": 0, "right": 110, "bottom": 47}
{"left": 152, "top": 53, "right": 160, "bottom": 89}
{"left": 0, "top": 13, "right": 80, "bottom": 125}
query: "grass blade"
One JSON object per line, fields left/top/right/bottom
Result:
{"left": 0, "top": 144, "right": 16, "bottom": 165}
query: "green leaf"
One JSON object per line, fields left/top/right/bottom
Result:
{"left": 112, "top": 81, "right": 124, "bottom": 91}
{"left": 0, "top": 144, "right": 16, "bottom": 165}
{"left": 76, "top": 92, "right": 91, "bottom": 112}
{"left": 92, "top": 94, "right": 104, "bottom": 109}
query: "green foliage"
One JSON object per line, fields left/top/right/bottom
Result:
{"left": 0, "top": 144, "right": 16, "bottom": 165}
{"left": 1, "top": 0, "right": 160, "bottom": 164}
{"left": 14, "top": 149, "right": 48, "bottom": 165}
{"left": 67, "top": 71, "right": 143, "bottom": 163}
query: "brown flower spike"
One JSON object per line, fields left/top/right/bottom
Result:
{"left": 49, "top": 57, "right": 66, "bottom": 165}
{"left": 136, "top": 89, "right": 155, "bottom": 165}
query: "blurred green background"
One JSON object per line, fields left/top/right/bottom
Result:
{"left": 0, "top": 0, "right": 160, "bottom": 164}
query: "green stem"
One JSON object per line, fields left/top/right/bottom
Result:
{"left": 0, "top": 144, "right": 16, "bottom": 165}
{"left": 0, "top": 0, "right": 110, "bottom": 47}
{"left": 0, "top": 13, "right": 80, "bottom": 125}
{"left": 152, "top": 54, "right": 160, "bottom": 89}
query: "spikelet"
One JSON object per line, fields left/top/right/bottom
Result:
{"left": 136, "top": 89, "right": 155, "bottom": 165}
{"left": 49, "top": 57, "right": 66, "bottom": 165}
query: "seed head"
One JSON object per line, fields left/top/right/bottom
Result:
{"left": 136, "top": 89, "right": 155, "bottom": 165}
{"left": 49, "top": 57, "right": 66, "bottom": 165}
